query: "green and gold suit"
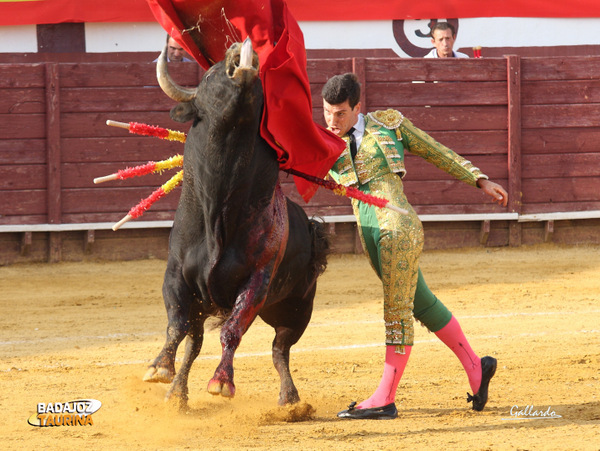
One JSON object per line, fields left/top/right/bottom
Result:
{"left": 329, "top": 109, "right": 488, "bottom": 352}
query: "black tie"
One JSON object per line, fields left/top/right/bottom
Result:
{"left": 348, "top": 127, "right": 357, "bottom": 159}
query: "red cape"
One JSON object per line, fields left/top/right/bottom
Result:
{"left": 146, "top": 0, "right": 345, "bottom": 202}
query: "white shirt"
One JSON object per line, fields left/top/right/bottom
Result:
{"left": 351, "top": 114, "right": 366, "bottom": 149}
{"left": 424, "top": 48, "right": 469, "bottom": 58}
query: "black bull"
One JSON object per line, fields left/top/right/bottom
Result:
{"left": 143, "top": 40, "right": 329, "bottom": 407}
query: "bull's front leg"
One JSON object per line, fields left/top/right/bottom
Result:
{"left": 166, "top": 302, "right": 206, "bottom": 409}
{"left": 207, "top": 269, "right": 271, "bottom": 398}
{"left": 144, "top": 258, "right": 195, "bottom": 384}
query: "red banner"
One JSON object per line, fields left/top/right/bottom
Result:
{"left": 288, "top": 0, "right": 600, "bottom": 21}
{"left": 1, "top": 0, "right": 600, "bottom": 26}
{"left": 0, "top": 0, "right": 154, "bottom": 25}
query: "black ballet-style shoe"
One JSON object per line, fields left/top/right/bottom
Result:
{"left": 337, "top": 401, "right": 398, "bottom": 420}
{"left": 467, "top": 356, "right": 497, "bottom": 411}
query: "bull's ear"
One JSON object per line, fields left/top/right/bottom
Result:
{"left": 170, "top": 102, "right": 198, "bottom": 123}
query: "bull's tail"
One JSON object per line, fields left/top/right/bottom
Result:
{"left": 308, "top": 218, "right": 330, "bottom": 278}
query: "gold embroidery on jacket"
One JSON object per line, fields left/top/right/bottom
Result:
{"left": 353, "top": 117, "right": 407, "bottom": 185}
{"left": 399, "top": 118, "right": 487, "bottom": 187}
{"left": 368, "top": 109, "right": 404, "bottom": 129}
{"left": 354, "top": 131, "right": 393, "bottom": 185}
{"left": 369, "top": 124, "right": 405, "bottom": 176}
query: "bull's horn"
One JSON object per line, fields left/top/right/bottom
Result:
{"left": 156, "top": 44, "right": 197, "bottom": 103}
{"left": 239, "top": 37, "right": 253, "bottom": 68}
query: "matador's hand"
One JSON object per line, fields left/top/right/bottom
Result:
{"left": 477, "top": 179, "right": 509, "bottom": 207}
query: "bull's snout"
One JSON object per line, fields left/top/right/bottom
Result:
{"left": 227, "top": 37, "right": 259, "bottom": 81}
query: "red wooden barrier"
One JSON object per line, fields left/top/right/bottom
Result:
{"left": 2, "top": 55, "right": 600, "bottom": 262}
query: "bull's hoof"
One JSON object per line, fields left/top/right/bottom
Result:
{"left": 278, "top": 391, "right": 301, "bottom": 406}
{"left": 166, "top": 396, "right": 188, "bottom": 412}
{"left": 165, "top": 387, "right": 188, "bottom": 411}
{"left": 143, "top": 366, "right": 175, "bottom": 383}
{"left": 207, "top": 378, "right": 236, "bottom": 398}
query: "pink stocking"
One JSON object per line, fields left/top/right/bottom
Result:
{"left": 357, "top": 345, "right": 412, "bottom": 409}
{"left": 434, "top": 316, "right": 481, "bottom": 393}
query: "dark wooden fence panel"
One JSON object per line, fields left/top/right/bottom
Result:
{"left": 522, "top": 178, "right": 600, "bottom": 212}
{"left": 364, "top": 58, "right": 508, "bottom": 82}
{"left": 0, "top": 113, "right": 46, "bottom": 139}
{"left": 305, "top": 58, "right": 354, "bottom": 83}
{"left": 522, "top": 128, "right": 600, "bottom": 154}
{"left": 1, "top": 164, "right": 47, "bottom": 189}
{"left": 62, "top": 186, "right": 181, "bottom": 214}
{"left": 404, "top": 154, "right": 508, "bottom": 181}
{"left": 60, "top": 112, "right": 184, "bottom": 138}
{"left": 60, "top": 87, "right": 175, "bottom": 113}
{"left": 366, "top": 81, "right": 508, "bottom": 107}
{"left": 1, "top": 190, "right": 47, "bottom": 218}
{"left": 0, "top": 139, "right": 46, "bottom": 164}
{"left": 522, "top": 80, "right": 600, "bottom": 105}
{"left": 523, "top": 104, "right": 600, "bottom": 128}
{"left": 419, "top": 130, "right": 508, "bottom": 155}
{"left": 61, "top": 137, "right": 180, "bottom": 163}
{"left": 0, "top": 88, "right": 46, "bottom": 114}
{"left": 0, "top": 65, "right": 49, "bottom": 227}
{"left": 521, "top": 57, "right": 599, "bottom": 81}
{"left": 394, "top": 106, "right": 508, "bottom": 131}
{"left": 0, "top": 64, "right": 46, "bottom": 88}
{"left": 524, "top": 153, "right": 600, "bottom": 178}
{"left": 58, "top": 62, "right": 202, "bottom": 87}
{"left": 519, "top": 56, "right": 600, "bottom": 215}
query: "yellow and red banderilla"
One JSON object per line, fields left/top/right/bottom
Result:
{"left": 95, "top": 120, "right": 185, "bottom": 230}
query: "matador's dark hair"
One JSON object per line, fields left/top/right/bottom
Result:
{"left": 321, "top": 73, "right": 361, "bottom": 109}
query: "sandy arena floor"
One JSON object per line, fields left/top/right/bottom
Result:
{"left": 1, "top": 243, "right": 599, "bottom": 450}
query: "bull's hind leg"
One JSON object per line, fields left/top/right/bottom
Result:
{"left": 166, "top": 303, "right": 206, "bottom": 409}
{"left": 144, "top": 259, "right": 195, "bottom": 384}
{"left": 261, "top": 286, "right": 316, "bottom": 405}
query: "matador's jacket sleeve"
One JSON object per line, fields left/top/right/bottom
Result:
{"left": 382, "top": 110, "right": 489, "bottom": 187}
{"left": 329, "top": 109, "right": 488, "bottom": 188}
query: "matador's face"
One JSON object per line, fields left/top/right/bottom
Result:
{"left": 323, "top": 99, "right": 361, "bottom": 137}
